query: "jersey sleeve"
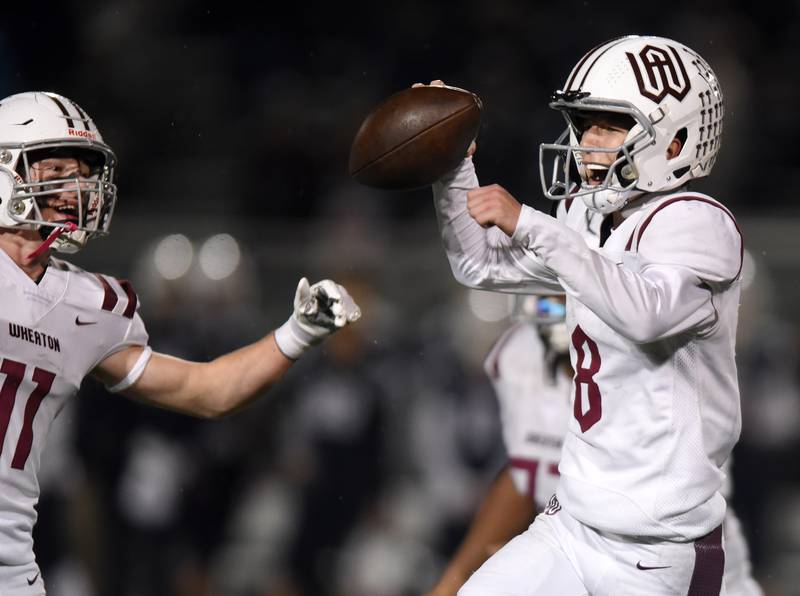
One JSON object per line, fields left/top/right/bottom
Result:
{"left": 432, "top": 158, "right": 563, "bottom": 294}
{"left": 113, "top": 310, "right": 149, "bottom": 352}
{"left": 93, "top": 280, "right": 151, "bottom": 391}
{"left": 512, "top": 199, "right": 742, "bottom": 344}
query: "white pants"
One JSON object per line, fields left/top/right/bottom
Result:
{"left": 0, "top": 561, "right": 45, "bottom": 596}
{"left": 459, "top": 498, "right": 726, "bottom": 596}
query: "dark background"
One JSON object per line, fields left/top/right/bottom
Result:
{"left": 2, "top": 1, "right": 800, "bottom": 595}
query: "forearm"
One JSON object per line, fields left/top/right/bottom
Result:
{"left": 513, "top": 207, "right": 716, "bottom": 343}
{"left": 433, "top": 159, "right": 561, "bottom": 294}
{"left": 97, "top": 278, "right": 360, "bottom": 418}
{"left": 122, "top": 333, "right": 293, "bottom": 418}
{"left": 195, "top": 333, "right": 293, "bottom": 416}
{"left": 430, "top": 467, "right": 535, "bottom": 594}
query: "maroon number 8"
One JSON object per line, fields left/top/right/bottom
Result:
{"left": 0, "top": 358, "right": 56, "bottom": 470}
{"left": 571, "top": 326, "right": 602, "bottom": 432}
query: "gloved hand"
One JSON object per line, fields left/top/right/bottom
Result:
{"left": 274, "top": 277, "right": 362, "bottom": 360}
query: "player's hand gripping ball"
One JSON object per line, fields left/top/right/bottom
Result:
{"left": 348, "top": 84, "right": 482, "bottom": 190}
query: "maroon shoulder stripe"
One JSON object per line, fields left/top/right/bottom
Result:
{"left": 118, "top": 280, "right": 138, "bottom": 319}
{"left": 633, "top": 196, "right": 744, "bottom": 278}
{"left": 625, "top": 230, "right": 635, "bottom": 251}
{"left": 687, "top": 525, "right": 724, "bottom": 596}
{"left": 96, "top": 274, "right": 119, "bottom": 312}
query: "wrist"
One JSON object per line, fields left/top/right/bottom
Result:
{"left": 273, "top": 315, "right": 320, "bottom": 360}
{"left": 433, "top": 156, "right": 476, "bottom": 192}
{"left": 500, "top": 202, "right": 522, "bottom": 237}
{"left": 511, "top": 204, "right": 536, "bottom": 245}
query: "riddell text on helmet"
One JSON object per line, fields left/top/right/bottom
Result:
{"left": 67, "top": 128, "right": 97, "bottom": 140}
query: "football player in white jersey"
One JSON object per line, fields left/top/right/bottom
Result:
{"left": 427, "top": 295, "right": 573, "bottom": 596}
{"left": 427, "top": 295, "right": 763, "bottom": 596}
{"left": 0, "top": 91, "right": 361, "bottom": 595}
{"left": 427, "top": 35, "right": 743, "bottom": 595}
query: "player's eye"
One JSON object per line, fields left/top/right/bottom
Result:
{"left": 32, "top": 163, "right": 62, "bottom": 178}
{"left": 570, "top": 116, "right": 590, "bottom": 135}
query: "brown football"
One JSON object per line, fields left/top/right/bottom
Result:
{"left": 348, "top": 85, "right": 482, "bottom": 190}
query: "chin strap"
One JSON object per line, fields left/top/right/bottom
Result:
{"left": 27, "top": 222, "right": 77, "bottom": 261}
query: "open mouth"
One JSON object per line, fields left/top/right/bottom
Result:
{"left": 49, "top": 204, "right": 80, "bottom": 225}
{"left": 584, "top": 163, "right": 610, "bottom": 186}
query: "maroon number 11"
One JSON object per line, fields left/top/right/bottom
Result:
{"left": 0, "top": 359, "right": 56, "bottom": 470}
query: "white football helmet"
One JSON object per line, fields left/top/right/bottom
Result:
{"left": 0, "top": 92, "right": 117, "bottom": 252}
{"left": 539, "top": 35, "right": 724, "bottom": 214}
{"left": 511, "top": 295, "right": 569, "bottom": 355}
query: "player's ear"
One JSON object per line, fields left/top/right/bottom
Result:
{"left": 666, "top": 137, "right": 682, "bottom": 159}
{"left": 667, "top": 128, "right": 687, "bottom": 160}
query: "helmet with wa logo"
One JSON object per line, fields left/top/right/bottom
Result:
{"left": 0, "top": 91, "right": 117, "bottom": 252}
{"left": 539, "top": 35, "right": 724, "bottom": 214}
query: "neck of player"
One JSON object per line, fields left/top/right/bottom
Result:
{"left": 0, "top": 229, "right": 51, "bottom": 281}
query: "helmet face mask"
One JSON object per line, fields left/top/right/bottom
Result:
{"left": 540, "top": 95, "right": 654, "bottom": 213}
{"left": 0, "top": 92, "right": 118, "bottom": 252}
{"left": 539, "top": 36, "right": 724, "bottom": 214}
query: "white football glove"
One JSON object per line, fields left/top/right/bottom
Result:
{"left": 274, "top": 277, "right": 362, "bottom": 360}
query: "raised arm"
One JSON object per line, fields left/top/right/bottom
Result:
{"left": 433, "top": 157, "right": 563, "bottom": 295}
{"left": 91, "top": 278, "right": 361, "bottom": 418}
{"left": 511, "top": 199, "right": 742, "bottom": 343}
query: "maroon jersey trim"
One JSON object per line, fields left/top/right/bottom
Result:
{"left": 95, "top": 275, "right": 138, "bottom": 318}
{"left": 687, "top": 525, "right": 724, "bottom": 596}
{"left": 118, "top": 280, "right": 138, "bottom": 319}
{"left": 625, "top": 196, "right": 743, "bottom": 278}
{"left": 95, "top": 274, "right": 119, "bottom": 312}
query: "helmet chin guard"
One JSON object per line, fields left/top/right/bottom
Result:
{"left": 0, "top": 92, "right": 117, "bottom": 252}
{"left": 539, "top": 36, "right": 724, "bottom": 214}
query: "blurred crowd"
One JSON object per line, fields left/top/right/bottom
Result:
{"left": 3, "top": 0, "right": 800, "bottom": 595}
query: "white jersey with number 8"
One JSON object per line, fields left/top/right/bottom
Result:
{"left": 435, "top": 158, "right": 743, "bottom": 542}
{"left": 485, "top": 319, "right": 761, "bottom": 595}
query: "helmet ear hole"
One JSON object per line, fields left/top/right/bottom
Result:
{"left": 672, "top": 165, "right": 691, "bottom": 179}
{"left": 672, "top": 128, "right": 688, "bottom": 157}
{"left": 670, "top": 128, "right": 690, "bottom": 179}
